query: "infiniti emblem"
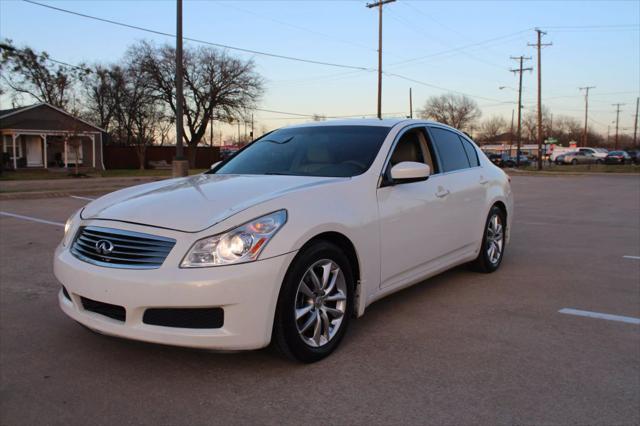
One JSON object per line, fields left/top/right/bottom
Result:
{"left": 95, "top": 239, "right": 114, "bottom": 255}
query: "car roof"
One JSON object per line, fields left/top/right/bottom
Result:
{"left": 282, "top": 118, "right": 450, "bottom": 130}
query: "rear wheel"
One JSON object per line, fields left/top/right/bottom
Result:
{"left": 471, "top": 206, "right": 506, "bottom": 273}
{"left": 571, "top": 159, "right": 578, "bottom": 165}
{"left": 273, "top": 241, "right": 354, "bottom": 363}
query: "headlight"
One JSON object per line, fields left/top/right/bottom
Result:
{"left": 181, "top": 210, "right": 287, "bottom": 268}
{"left": 62, "top": 209, "right": 82, "bottom": 247}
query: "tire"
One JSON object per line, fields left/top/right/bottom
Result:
{"left": 470, "top": 205, "right": 506, "bottom": 273}
{"left": 571, "top": 159, "right": 578, "bottom": 165}
{"left": 272, "top": 241, "right": 354, "bottom": 363}
{"left": 596, "top": 160, "right": 602, "bottom": 165}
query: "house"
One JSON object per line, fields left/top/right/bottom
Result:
{"left": 0, "top": 103, "right": 105, "bottom": 170}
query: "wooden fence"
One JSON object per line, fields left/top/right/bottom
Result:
{"left": 103, "top": 146, "right": 220, "bottom": 169}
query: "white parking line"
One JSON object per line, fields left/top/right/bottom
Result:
{"left": 623, "top": 255, "right": 640, "bottom": 260}
{"left": 559, "top": 308, "right": 640, "bottom": 325}
{"left": 69, "top": 195, "right": 95, "bottom": 201}
{"left": 0, "top": 211, "right": 64, "bottom": 227}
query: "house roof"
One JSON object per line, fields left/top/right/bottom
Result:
{"left": 0, "top": 105, "right": 31, "bottom": 118}
{"left": 0, "top": 102, "right": 106, "bottom": 132}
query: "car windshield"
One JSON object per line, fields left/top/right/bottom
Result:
{"left": 212, "top": 125, "right": 391, "bottom": 177}
{"left": 609, "top": 151, "right": 623, "bottom": 155}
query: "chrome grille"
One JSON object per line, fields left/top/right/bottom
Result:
{"left": 71, "top": 226, "right": 176, "bottom": 269}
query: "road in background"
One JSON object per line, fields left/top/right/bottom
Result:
{"left": 1, "top": 175, "right": 639, "bottom": 425}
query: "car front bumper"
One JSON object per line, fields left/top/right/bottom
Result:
{"left": 54, "top": 240, "right": 296, "bottom": 350}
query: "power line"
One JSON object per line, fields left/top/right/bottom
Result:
{"left": 387, "top": 28, "right": 532, "bottom": 68}
{"left": 217, "top": 1, "right": 376, "bottom": 53}
{"left": 385, "top": 72, "right": 509, "bottom": 104}
{"left": 19, "top": 0, "right": 532, "bottom": 103}
{"left": 542, "top": 24, "right": 639, "bottom": 29}
{"left": 385, "top": 7, "right": 506, "bottom": 70}
{"left": 22, "top": 0, "right": 373, "bottom": 72}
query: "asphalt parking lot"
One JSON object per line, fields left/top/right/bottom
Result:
{"left": 1, "top": 174, "right": 639, "bottom": 425}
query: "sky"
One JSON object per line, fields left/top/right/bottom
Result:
{"left": 1, "top": 0, "right": 639, "bottom": 140}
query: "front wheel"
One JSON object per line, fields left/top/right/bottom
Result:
{"left": 272, "top": 241, "right": 354, "bottom": 363}
{"left": 571, "top": 159, "right": 578, "bottom": 165}
{"left": 471, "top": 206, "right": 506, "bottom": 273}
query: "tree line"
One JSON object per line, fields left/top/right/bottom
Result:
{"left": 2, "top": 39, "right": 631, "bottom": 170}
{"left": 1, "top": 39, "right": 263, "bottom": 168}
{"left": 418, "top": 93, "right": 635, "bottom": 148}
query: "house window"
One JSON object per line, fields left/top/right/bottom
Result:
{"left": 2, "top": 135, "right": 23, "bottom": 159}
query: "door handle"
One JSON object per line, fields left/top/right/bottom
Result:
{"left": 435, "top": 187, "right": 450, "bottom": 198}
{"left": 479, "top": 176, "right": 489, "bottom": 185}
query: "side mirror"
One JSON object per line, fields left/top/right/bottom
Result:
{"left": 210, "top": 161, "right": 222, "bottom": 170}
{"left": 389, "top": 161, "right": 430, "bottom": 183}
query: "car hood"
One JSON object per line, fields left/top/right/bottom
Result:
{"left": 82, "top": 173, "right": 342, "bottom": 232}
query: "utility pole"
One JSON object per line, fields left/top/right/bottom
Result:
{"left": 613, "top": 103, "right": 624, "bottom": 150}
{"left": 509, "top": 109, "right": 514, "bottom": 156}
{"left": 510, "top": 55, "right": 532, "bottom": 167}
{"left": 366, "top": 0, "right": 396, "bottom": 120}
{"left": 633, "top": 97, "right": 639, "bottom": 147}
{"left": 579, "top": 86, "right": 595, "bottom": 147}
{"left": 409, "top": 87, "right": 413, "bottom": 119}
{"left": 528, "top": 29, "right": 551, "bottom": 170}
{"left": 172, "top": 0, "right": 188, "bottom": 177}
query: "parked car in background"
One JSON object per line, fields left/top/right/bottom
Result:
{"left": 488, "top": 153, "right": 505, "bottom": 167}
{"left": 604, "top": 151, "right": 632, "bottom": 165}
{"left": 55, "top": 119, "right": 513, "bottom": 362}
{"left": 503, "top": 154, "right": 531, "bottom": 167}
{"left": 554, "top": 152, "right": 573, "bottom": 165}
{"left": 560, "top": 151, "right": 601, "bottom": 165}
{"left": 550, "top": 146, "right": 576, "bottom": 162}
{"left": 624, "top": 150, "right": 639, "bottom": 164}
{"left": 577, "top": 147, "right": 608, "bottom": 159}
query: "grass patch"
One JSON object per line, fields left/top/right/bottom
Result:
{"left": 0, "top": 168, "right": 207, "bottom": 180}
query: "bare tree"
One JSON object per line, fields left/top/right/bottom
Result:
{"left": 520, "top": 105, "right": 554, "bottom": 143}
{"left": 118, "top": 57, "right": 163, "bottom": 169}
{"left": 0, "top": 40, "right": 87, "bottom": 108}
{"left": 418, "top": 93, "right": 481, "bottom": 131}
{"left": 553, "top": 115, "right": 582, "bottom": 145}
{"left": 478, "top": 116, "right": 508, "bottom": 142}
{"left": 133, "top": 41, "right": 263, "bottom": 167}
{"left": 81, "top": 64, "right": 123, "bottom": 133}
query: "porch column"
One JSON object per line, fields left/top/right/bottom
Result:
{"left": 12, "top": 133, "right": 17, "bottom": 170}
{"left": 42, "top": 134, "right": 48, "bottom": 169}
{"left": 64, "top": 137, "right": 68, "bottom": 168}
{"left": 90, "top": 134, "right": 96, "bottom": 168}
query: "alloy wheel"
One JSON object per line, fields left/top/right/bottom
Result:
{"left": 486, "top": 214, "right": 504, "bottom": 265}
{"left": 294, "top": 259, "right": 347, "bottom": 348}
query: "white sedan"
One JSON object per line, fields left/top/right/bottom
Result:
{"left": 55, "top": 119, "right": 513, "bottom": 362}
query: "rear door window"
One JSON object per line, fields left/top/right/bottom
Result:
{"left": 428, "top": 127, "right": 471, "bottom": 172}
{"left": 460, "top": 137, "right": 480, "bottom": 167}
